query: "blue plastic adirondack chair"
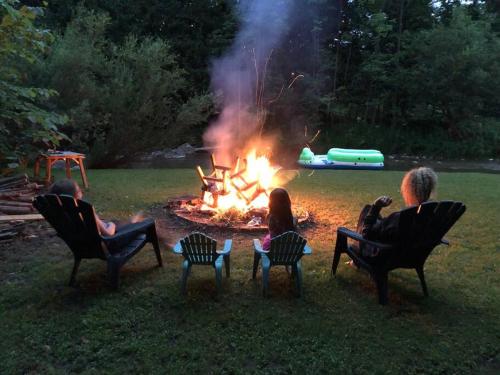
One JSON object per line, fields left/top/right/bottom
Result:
{"left": 173, "top": 232, "right": 232, "bottom": 294}
{"left": 253, "top": 231, "right": 312, "bottom": 297}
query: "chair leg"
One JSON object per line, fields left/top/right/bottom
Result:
{"left": 294, "top": 261, "right": 303, "bottom": 297}
{"left": 148, "top": 225, "right": 163, "bottom": 267}
{"left": 332, "top": 233, "right": 347, "bottom": 275}
{"left": 69, "top": 257, "right": 81, "bottom": 286}
{"left": 107, "top": 260, "right": 121, "bottom": 290}
{"left": 252, "top": 252, "right": 260, "bottom": 279}
{"left": 224, "top": 254, "right": 230, "bottom": 278}
{"left": 215, "top": 262, "right": 223, "bottom": 294}
{"left": 181, "top": 260, "right": 191, "bottom": 295}
{"left": 262, "top": 256, "right": 271, "bottom": 297}
{"left": 290, "top": 265, "right": 296, "bottom": 279}
{"left": 416, "top": 266, "right": 429, "bottom": 297}
{"left": 373, "top": 271, "right": 389, "bottom": 305}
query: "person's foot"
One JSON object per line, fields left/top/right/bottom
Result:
{"left": 130, "top": 211, "right": 144, "bottom": 223}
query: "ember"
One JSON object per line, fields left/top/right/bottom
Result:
{"left": 166, "top": 195, "right": 309, "bottom": 231}
{"left": 196, "top": 150, "right": 280, "bottom": 213}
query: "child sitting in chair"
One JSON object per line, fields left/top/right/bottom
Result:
{"left": 48, "top": 179, "right": 143, "bottom": 237}
{"left": 262, "top": 188, "right": 297, "bottom": 250}
{"left": 356, "top": 166, "right": 438, "bottom": 257}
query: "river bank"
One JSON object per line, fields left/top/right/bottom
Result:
{"left": 126, "top": 150, "right": 500, "bottom": 174}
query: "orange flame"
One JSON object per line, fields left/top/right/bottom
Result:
{"left": 201, "top": 149, "right": 281, "bottom": 213}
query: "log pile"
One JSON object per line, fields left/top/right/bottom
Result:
{"left": 0, "top": 174, "right": 44, "bottom": 243}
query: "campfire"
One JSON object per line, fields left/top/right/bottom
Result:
{"left": 196, "top": 150, "right": 279, "bottom": 213}
{"left": 166, "top": 150, "right": 309, "bottom": 231}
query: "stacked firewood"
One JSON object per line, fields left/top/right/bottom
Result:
{"left": 0, "top": 174, "right": 42, "bottom": 215}
{"left": 0, "top": 174, "right": 44, "bottom": 243}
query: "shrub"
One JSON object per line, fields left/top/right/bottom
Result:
{"left": 37, "top": 7, "right": 213, "bottom": 167}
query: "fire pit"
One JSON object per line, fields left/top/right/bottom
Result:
{"left": 165, "top": 196, "right": 309, "bottom": 232}
{"left": 165, "top": 151, "right": 309, "bottom": 231}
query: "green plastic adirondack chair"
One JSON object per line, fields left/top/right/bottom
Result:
{"left": 253, "top": 231, "right": 312, "bottom": 297}
{"left": 173, "top": 232, "right": 232, "bottom": 294}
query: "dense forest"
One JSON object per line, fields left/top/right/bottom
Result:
{"left": 1, "top": 0, "right": 500, "bottom": 168}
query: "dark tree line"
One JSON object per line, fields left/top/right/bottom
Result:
{"left": 1, "top": 1, "right": 499, "bottom": 169}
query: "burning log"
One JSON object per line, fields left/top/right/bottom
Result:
{"left": 232, "top": 181, "right": 258, "bottom": 204}
{"left": 168, "top": 150, "right": 306, "bottom": 230}
{"left": 197, "top": 154, "right": 234, "bottom": 208}
{"left": 195, "top": 151, "right": 279, "bottom": 212}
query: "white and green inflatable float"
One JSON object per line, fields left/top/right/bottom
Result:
{"left": 298, "top": 147, "right": 384, "bottom": 170}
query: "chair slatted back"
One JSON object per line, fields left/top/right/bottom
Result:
{"left": 269, "top": 231, "right": 307, "bottom": 265}
{"left": 394, "top": 201, "right": 466, "bottom": 267}
{"left": 33, "top": 194, "right": 105, "bottom": 259}
{"left": 180, "top": 232, "right": 218, "bottom": 265}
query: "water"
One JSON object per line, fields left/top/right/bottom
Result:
{"left": 129, "top": 153, "right": 213, "bottom": 170}
{"left": 127, "top": 151, "right": 500, "bottom": 174}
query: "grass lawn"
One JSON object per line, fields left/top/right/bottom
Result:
{"left": 0, "top": 169, "right": 499, "bottom": 374}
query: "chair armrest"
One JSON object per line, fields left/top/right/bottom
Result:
{"left": 101, "top": 230, "right": 134, "bottom": 243}
{"left": 101, "top": 227, "right": 147, "bottom": 253}
{"left": 441, "top": 238, "right": 450, "bottom": 246}
{"left": 101, "top": 218, "right": 154, "bottom": 242}
{"left": 218, "top": 239, "right": 232, "bottom": 255}
{"left": 253, "top": 239, "right": 268, "bottom": 254}
{"left": 303, "top": 244, "right": 312, "bottom": 255}
{"left": 173, "top": 241, "right": 183, "bottom": 254}
{"left": 337, "top": 227, "right": 395, "bottom": 251}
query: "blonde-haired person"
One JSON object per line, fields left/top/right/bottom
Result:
{"left": 356, "top": 167, "right": 438, "bottom": 257}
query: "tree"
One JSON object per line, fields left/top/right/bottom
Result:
{"left": 41, "top": 0, "right": 237, "bottom": 93}
{"left": 0, "top": 0, "right": 67, "bottom": 169}
{"left": 401, "top": 8, "right": 500, "bottom": 138}
{"left": 36, "top": 7, "right": 209, "bottom": 166}
{"left": 13, "top": 0, "right": 500, "bottom": 159}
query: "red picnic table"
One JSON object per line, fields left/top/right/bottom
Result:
{"left": 34, "top": 151, "right": 89, "bottom": 188}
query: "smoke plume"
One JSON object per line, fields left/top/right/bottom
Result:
{"left": 204, "top": 0, "right": 294, "bottom": 164}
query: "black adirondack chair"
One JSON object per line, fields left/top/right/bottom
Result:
{"left": 331, "top": 201, "right": 466, "bottom": 304}
{"left": 33, "top": 194, "right": 163, "bottom": 289}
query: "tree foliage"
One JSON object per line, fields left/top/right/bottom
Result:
{"left": 42, "top": 0, "right": 237, "bottom": 92}
{"left": 0, "top": 0, "right": 67, "bottom": 168}
{"left": 35, "top": 7, "right": 212, "bottom": 166}
{"left": 311, "top": 0, "right": 500, "bottom": 156}
{"left": 5, "top": 0, "right": 500, "bottom": 161}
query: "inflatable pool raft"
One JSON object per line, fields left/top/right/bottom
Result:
{"left": 298, "top": 147, "right": 384, "bottom": 170}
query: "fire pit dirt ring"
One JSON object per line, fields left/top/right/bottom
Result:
{"left": 165, "top": 196, "right": 310, "bottom": 232}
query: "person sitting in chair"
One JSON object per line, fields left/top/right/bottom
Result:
{"left": 48, "top": 179, "right": 144, "bottom": 237}
{"left": 262, "top": 188, "right": 297, "bottom": 251}
{"left": 356, "top": 167, "right": 438, "bottom": 257}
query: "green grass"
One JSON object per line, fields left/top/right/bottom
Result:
{"left": 0, "top": 169, "right": 499, "bottom": 374}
